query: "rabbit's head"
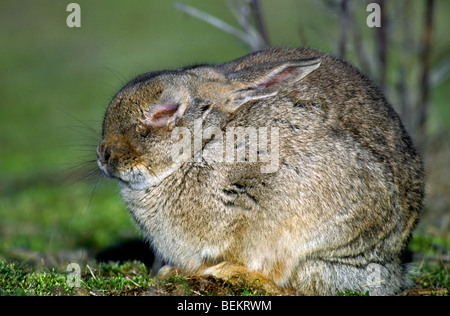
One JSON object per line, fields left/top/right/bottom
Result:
{"left": 97, "top": 58, "right": 321, "bottom": 190}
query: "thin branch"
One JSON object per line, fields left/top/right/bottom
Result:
{"left": 374, "top": 0, "right": 388, "bottom": 93}
{"left": 416, "top": 0, "right": 435, "bottom": 148}
{"left": 338, "top": 0, "right": 350, "bottom": 58}
{"left": 175, "top": 2, "right": 248, "bottom": 44}
{"left": 225, "top": 0, "right": 265, "bottom": 50}
{"left": 86, "top": 264, "right": 97, "bottom": 280}
{"left": 175, "top": 1, "right": 267, "bottom": 51}
{"left": 249, "top": 0, "right": 270, "bottom": 47}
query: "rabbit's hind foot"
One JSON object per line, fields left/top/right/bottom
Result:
{"left": 199, "top": 261, "right": 292, "bottom": 295}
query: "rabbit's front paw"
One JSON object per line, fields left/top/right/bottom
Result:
{"left": 156, "top": 265, "right": 188, "bottom": 280}
{"left": 199, "top": 261, "right": 285, "bottom": 294}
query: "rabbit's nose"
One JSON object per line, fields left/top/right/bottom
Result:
{"left": 96, "top": 138, "right": 138, "bottom": 178}
{"left": 96, "top": 140, "right": 122, "bottom": 177}
{"left": 97, "top": 141, "right": 113, "bottom": 178}
{"left": 98, "top": 143, "right": 123, "bottom": 181}
{"left": 97, "top": 140, "right": 120, "bottom": 166}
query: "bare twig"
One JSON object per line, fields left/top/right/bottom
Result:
{"left": 338, "top": 0, "right": 350, "bottom": 58}
{"left": 175, "top": 2, "right": 247, "bottom": 42}
{"left": 225, "top": 0, "right": 266, "bottom": 50}
{"left": 175, "top": 1, "right": 267, "bottom": 51}
{"left": 416, "top": 0, "right": 435, "bottom": 149}
{"left": 126, "top": 276, "right": 141, "bottom": 287}
{"left": 374, "top": 0, "right": 388, "bottom": 93}
{"left": 86, "top": 264, "right": 97, "bottom": 280}
{"left": 249, "top": 0, "right": 270, "bottom": 47}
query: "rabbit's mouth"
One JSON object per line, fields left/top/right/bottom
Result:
{"left": 96, "top": 159, "right": 150, "bottom": 190}
{"left": 97, "top": 161, "right": 152, "bottom": 190}
{"left": 96, "top": 141, "right": 179, "bottom": 190}
{"left": 117, "top": 168, "right": 153, "bottom": 190}
{"left": 96, "top": 157, "right": 110, "bottom": 178}
{"left": 117, "top": 165, "right": 179, "bottom": 191}
{"left": 97, "top": 157, "right": 178, "bottom": 191}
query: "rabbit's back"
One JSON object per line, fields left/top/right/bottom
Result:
{"left": 225, "top": 47, "right": 424, "bottom": 231}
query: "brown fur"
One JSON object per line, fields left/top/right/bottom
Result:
{"left": 97, "top": 47, "right": 424, "bottom": 295}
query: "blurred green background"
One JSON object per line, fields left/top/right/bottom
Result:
{"left": 0, "top": 0, "right": 448, "bottom": 268}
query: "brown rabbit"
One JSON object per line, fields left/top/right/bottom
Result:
{"left": 97, "top": 47, "right": 424, "bottom": 295}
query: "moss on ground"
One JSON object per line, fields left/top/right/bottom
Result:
{"left": 0, "top": 259, "right": 447, "bottom": 296}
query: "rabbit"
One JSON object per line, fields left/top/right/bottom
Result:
{"left": 96, "top": 47, "right": 424, "bottom": 295}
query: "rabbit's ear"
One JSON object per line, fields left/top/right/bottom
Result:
{"left": 142, "top": 101, "right": 187, "bottom": 128}
{"left": 229, "top": 58, "right": 321, "bottom": 108}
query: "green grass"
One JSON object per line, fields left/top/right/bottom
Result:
{"left": 0, "top": 0, "right": 448, "bottom": 297}
{"left": 1, "top": 227, "right": 448, "bottom": 297}
{"left": 0, "top": 260, "right": 273, "bottom": 296}
{"left": 0, "top": 260, "right": 154, "bottom": 296}
{"left": 1, "top": 254, "right": 447, "bottom": 296}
